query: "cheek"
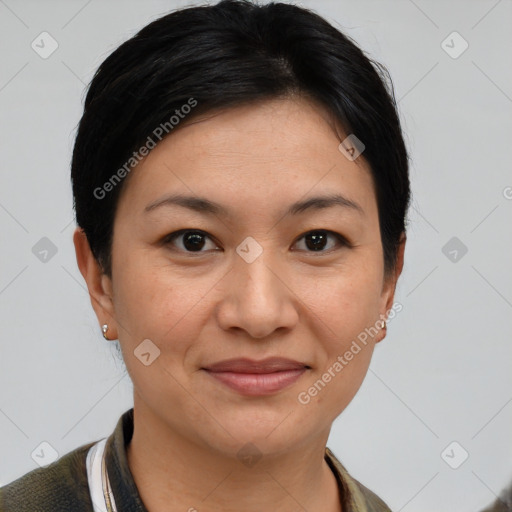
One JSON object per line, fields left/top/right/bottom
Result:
{"left": 112, "top": 262, "right": 205, "bottom": 345}
{"left": 297, "top": 264, "right": 383, "bottom": 334}
{"left": 113, "top": 268, "right": 207, "bottom": 395}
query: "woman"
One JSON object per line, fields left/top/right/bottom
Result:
{"left": 0, "top": 0, "right": 409, "bottom": 510}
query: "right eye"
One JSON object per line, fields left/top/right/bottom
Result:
{"left": 163, "top": 229, "right": 220, "bottom": 254}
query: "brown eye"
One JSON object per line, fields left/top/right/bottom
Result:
{"left": 164, "top": 230, "right": 218, "bottom": 253}
{"left": 293, "top": 230, "right": 348, "bottom": 253}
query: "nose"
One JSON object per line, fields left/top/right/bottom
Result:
{"left": 215, "top": 250, "right": 299, "bottom": 339}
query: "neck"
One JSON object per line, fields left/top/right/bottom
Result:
{"left": 125, "top": 399, "right": 342, "bottom": 512}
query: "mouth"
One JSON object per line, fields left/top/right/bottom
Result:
{"left": 201, "top": 357, "right": 311, "bottom": 396}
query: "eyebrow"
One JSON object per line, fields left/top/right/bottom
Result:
{"left": 144, "top": 193, "right": 365, "bottom": 217}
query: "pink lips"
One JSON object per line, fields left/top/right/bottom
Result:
{"left": 202, "top": 357, "right": 309, "bottom": 396}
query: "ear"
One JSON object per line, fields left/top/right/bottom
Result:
{"left": 375, "top": 232, "right": 406, "bottom": 343}
{"left": 73, "top": 227, "right": 118, "bottom": 340}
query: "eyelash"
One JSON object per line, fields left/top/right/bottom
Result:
{"left": 162, "top": 229, "right": 350, "bottom": 255}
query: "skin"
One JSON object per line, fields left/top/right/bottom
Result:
{"left": 74, "top": 95, "right": 405, "bottom": 512}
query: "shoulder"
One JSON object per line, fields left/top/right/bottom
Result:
{"left": 0, "top": 441, "right": 95, "bottom": 512}
{"left": 325, "top": 447, "right": 392, "bottom": 512}
{"left": 349, "top": 477, "right": 393, "bottom": 512}
{"left": 479, "top": 478, "right": 512, "bottom": 511}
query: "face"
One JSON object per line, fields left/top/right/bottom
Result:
{"left": 76, "top": 96, "right": 404, "bottom": 459}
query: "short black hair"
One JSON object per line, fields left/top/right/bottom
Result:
{"left": 71, "top": 0, "right": 410, "bottom": 278}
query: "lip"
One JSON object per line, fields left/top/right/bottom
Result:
{"left": 202, "top": 357, "right": 310, "bottom": 396}
{"left": 203, "top": 357, "right": 309, "bottom": 373}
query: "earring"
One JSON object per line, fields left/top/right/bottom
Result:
{"left": 375, "top": 319, "right": 387, "bottom": 344}
{"left": 102, "top": 324, "right": 110, "bottom": 340}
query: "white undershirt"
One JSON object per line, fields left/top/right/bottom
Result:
{"left": 86, "top": 438, "right": 117, "bottom": 512}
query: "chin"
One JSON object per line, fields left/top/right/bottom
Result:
{"left": 208, "top": 412, "right": 309, "bottom": 453}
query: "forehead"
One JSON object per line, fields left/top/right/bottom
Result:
{"left": 116, "top": 97, "right": 377, "bottom": 221}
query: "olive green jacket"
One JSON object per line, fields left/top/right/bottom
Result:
{"left": 479, "top": 481, "right": 512, "bottom": 512}
{"left": 1, "top": 409, "right": 392, "bottom": 511}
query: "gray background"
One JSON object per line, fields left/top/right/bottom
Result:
{"left": 1, "top": 1, "right": 511, "bottom": 511}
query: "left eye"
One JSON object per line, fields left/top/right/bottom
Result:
{"left": 293, "top": 230, "right": 347, "bottom": 253}
{"left": 163, "top": 229, "right": 347, "bottom": 254}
